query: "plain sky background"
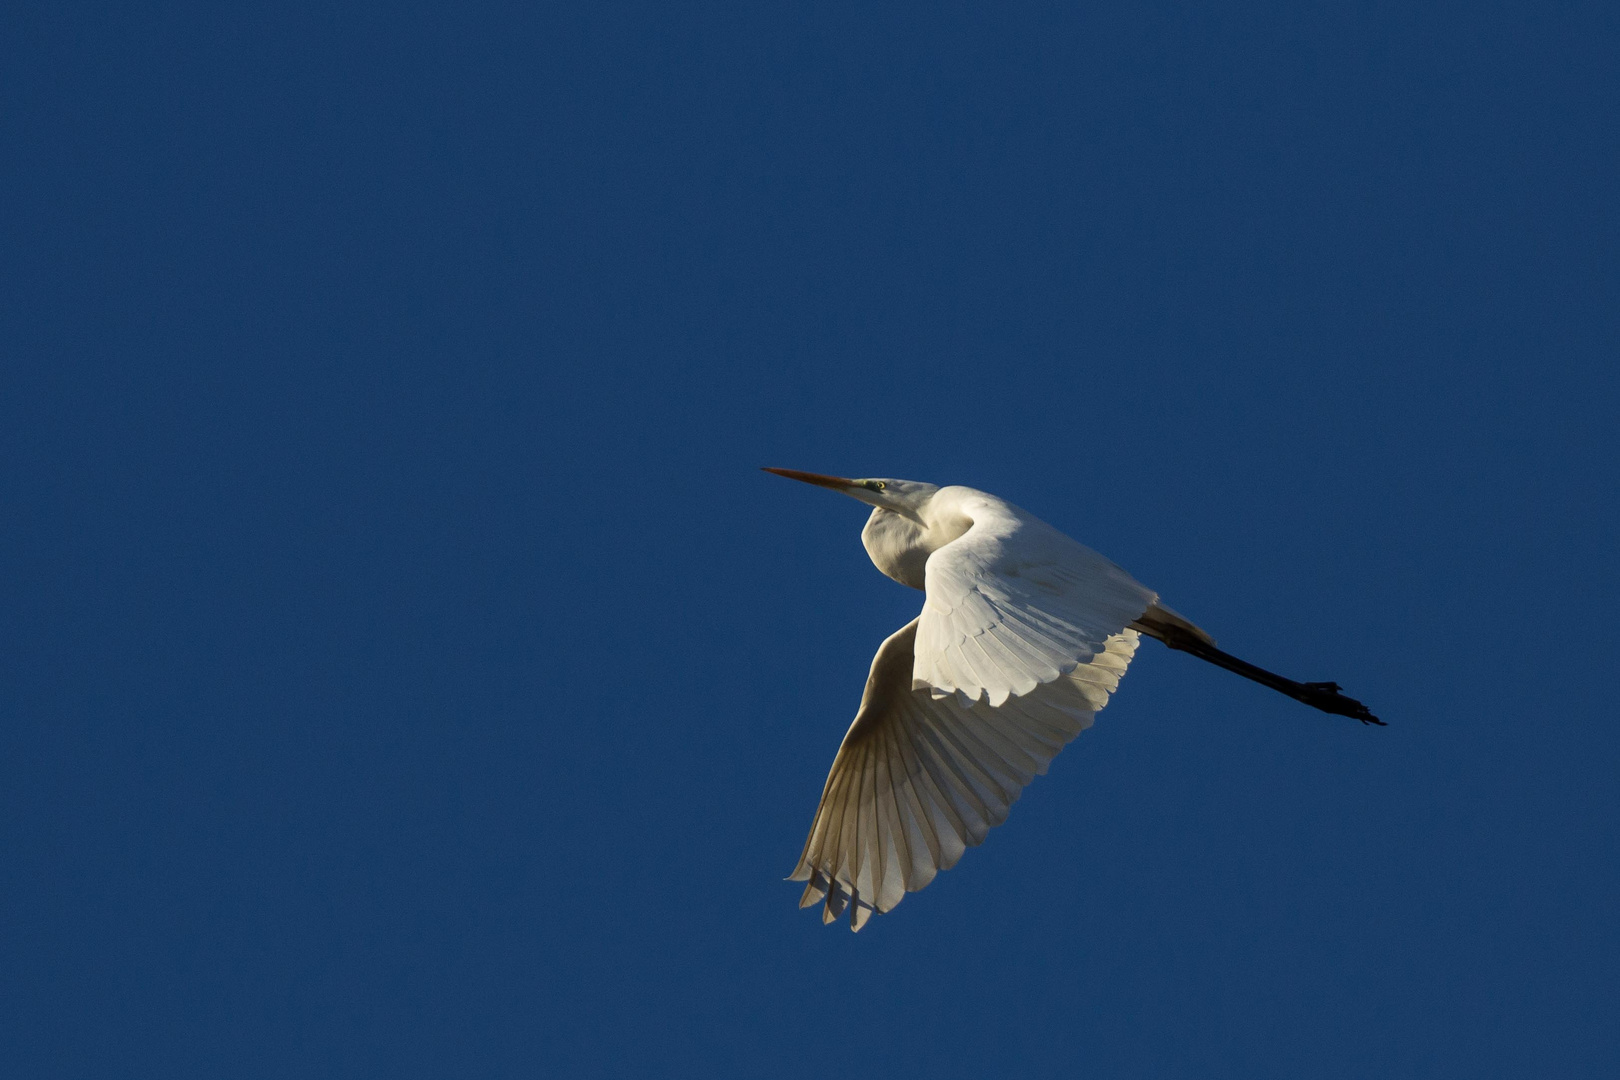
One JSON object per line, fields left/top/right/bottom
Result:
{"left": 4, "top": 2, "right": 1618, "bottom": 1077}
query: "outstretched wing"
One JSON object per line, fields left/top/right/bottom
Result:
{"left": 914, "top": 490, "right": 1158, "bottom": 706}
{"left": 790, "top": 617, "right": 1138, "bottom": 931}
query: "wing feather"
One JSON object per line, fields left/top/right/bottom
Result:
{"left": 881, "top": 721, "right": 919, "bottom": 902}
{"left": 790, "top": 618, "right": 1139, "bottom": 929}
{"left": 887, "top": 720, "right": 938, "bottom": 890}
{"left": 874, "top": 735, "right": 907, "bottom": 909}
{"left": 897, "top": 707, "right": 965, "bottom": 870}
{"left": 899, "top": 707, "right": 972, "bottom": 866}
{"left": 913, "top": 489, "right": 1157, "bottom": 705}
{"left": 910, "top": 707, "right": 999, "bottom": 839}
{"left": 929, "top": 707, "right": 1024, "bottom": 806}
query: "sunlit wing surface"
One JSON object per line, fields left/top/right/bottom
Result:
{"left": 789, "top": 617, "right": 1139, "bottom": 930}
{"left": 913, "top": 491, "right": 1158, "bottom": 706}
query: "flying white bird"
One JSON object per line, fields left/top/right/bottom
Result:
{"left": 765, "top": 467, "right": 1381, "bottom": 931}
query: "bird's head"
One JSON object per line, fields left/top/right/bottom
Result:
{"left": 762, "top": 468, "right": 938, "bottom": 520}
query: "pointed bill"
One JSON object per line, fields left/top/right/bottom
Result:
{"left": 761, "top": 467, "right": 857, "bottom": 491}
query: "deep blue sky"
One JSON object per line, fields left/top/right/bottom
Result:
{"left": 4, "top": 2, "right": 1618, "bottom": 1076}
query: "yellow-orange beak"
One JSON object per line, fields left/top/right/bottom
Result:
{"left": 761, "top": 467, "right": 857, "bottom": 491}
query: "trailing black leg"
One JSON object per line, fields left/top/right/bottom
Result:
{"left": 1131, "top": 617, "right": 1384, "bottom": 726}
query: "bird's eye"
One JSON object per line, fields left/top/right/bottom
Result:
{"left": 864, "top": 480, "right": 886, "bottom": 491}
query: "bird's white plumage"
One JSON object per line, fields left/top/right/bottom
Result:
{"left": 766, "top": 466, "right": 1375, "bottom": 930}
{"left": 765, "top": 470, "right": 1171, "bottom": 930}
{"left": 913, "top": 487, "right": 1158, "bottom": 706}
{"left": 790, "top": 618, "right": 1139, "bottom": 929}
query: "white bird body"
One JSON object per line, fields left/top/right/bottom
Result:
{"left": 764, "top": 467, "right": 1380, "bottom": 931}
{"left": 858, "top": 482, "right": 1160, "bottom": 705}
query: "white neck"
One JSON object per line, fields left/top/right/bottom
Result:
{"left": 859, "top": 489, "right": 972, "bottom": 589}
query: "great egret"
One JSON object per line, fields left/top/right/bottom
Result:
{"left": 765, "top": 467, "right": 1381, "bottom": 931}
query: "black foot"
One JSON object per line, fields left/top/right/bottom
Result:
{"left": 1297, "top": 682, "right": 1384, "bottom": 726}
